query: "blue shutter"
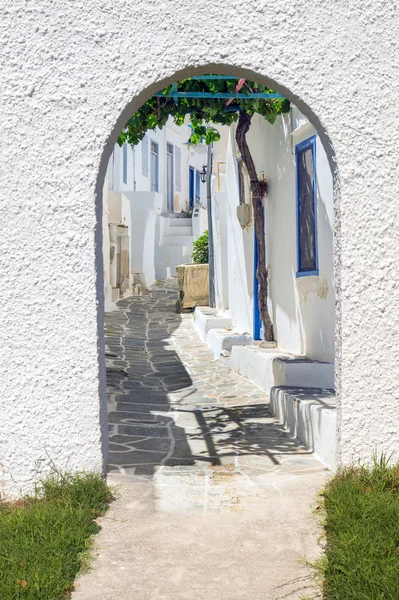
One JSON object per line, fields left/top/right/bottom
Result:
{"left": 175, "top": 146, "right": 181, "bottom": 192}
{"left": 122, "top": 143, "right": 128, "bottom": 185}
{"left": 189, "top": 167, "right": 195, "bottom": 208}
{"left": 142, "top": 135, "right": 148, "bottom": 177}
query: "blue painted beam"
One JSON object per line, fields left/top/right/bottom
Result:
{"left": 171, "top": 82, "right": 178, "bottom": 105}
{"left": 153, "top": 91, "right": 284, "bottom": 99}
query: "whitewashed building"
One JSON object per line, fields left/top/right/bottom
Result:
{"left": 195, "top": 107, "right": 336, "bottom": 467}
{"left": 102, "top": 117, "right": 208, "bottom": 309}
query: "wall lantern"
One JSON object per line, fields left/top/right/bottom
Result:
{"left": 200, "top": 165, "right": 207, "bottom": 183}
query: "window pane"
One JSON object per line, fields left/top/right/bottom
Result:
{"left": 298, "top": 146, "right": 316, "bottom": 271}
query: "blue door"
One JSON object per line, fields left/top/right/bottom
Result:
{"left": 189, "top": 166, "right": 195, "bottom": 208}
{"left": 253, "top": 227, "right": 264, "bottom": 341}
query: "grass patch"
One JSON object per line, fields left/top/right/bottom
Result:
{"left": 0, "top": 472, "right": 113, "bottom": 599}
{"left": 315, "top": 454, "right": 399, "bottom": 599}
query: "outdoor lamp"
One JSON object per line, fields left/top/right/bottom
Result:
{"left": 200, "top": 165, "right": 207, "bottom": 183}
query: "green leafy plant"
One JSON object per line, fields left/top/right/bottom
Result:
{"left": 118, "top": 76, "right": 290, "bottom": 340}
{"left": 192, "top": 230, "right": 209, "bottom": 264}
{"left": 0, "top": 472, "right": 113, "bottom": 599}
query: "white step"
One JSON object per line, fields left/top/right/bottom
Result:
{"left": 206, "top": 328, "right": 253, "bottom": 360}
{"left": 164, "top": 226, "right": 193, "bottom": 237}
{"left": 194, "top": 307, "right": 232, "bottom": 342}
{"left": 160, "top": 235, "right": 195, "bottom": 247}
{"left": 230, "top": 345, "right": 334, "bottom": 394}
{"left": 270, "top": 386, "right": 337, "bottom": 469}
{"left": 167, "top": 217, "right": 193, "bottom": 227}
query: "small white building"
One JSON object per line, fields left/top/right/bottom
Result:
{"left": 102, "top": 117, "right": 208, "bottom": 309}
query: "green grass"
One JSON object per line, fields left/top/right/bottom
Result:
{"left": 0, "top": 473, "right": 113, "bottom": 599}
{"left": 316, "top": 454, "right": 399, "bottom": 599}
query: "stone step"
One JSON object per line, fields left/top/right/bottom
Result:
{"left": 193, "top": 307, "right": 232, "bottom": 342}
{"left": 167, "top": 216, "right": 192, "bottom": 226}
{"left": 230, "top": 345, "right": 334, "bottom": 394}
{"left": 270, "top": 386, "right": 337, "bottom": 469}
{"left": 159, "top": 235, "right": 195, "bottom": 247}
{"left": 206, "top": 328, "right": 253, "bottom": 360}
{"left": 164, "top": 226, "right": 193, "bottom": 237}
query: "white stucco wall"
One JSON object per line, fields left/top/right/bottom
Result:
{"left": 213, "top": 109, "right": 334, "bottom": 362}
{"left": 126, "top": 191, "right": 163, "bottom": 288}
{"left": 245, "top": 111, "right": 335, "bottom": 362}
{"left": 107, "top": 118, "right": 207, "bottom": 212}
{"left": 1, "top": 1, "right": 399, "bottom": 496}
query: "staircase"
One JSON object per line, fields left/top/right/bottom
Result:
{"left": 155, "top": 215, "right": 195, "bottom": 279}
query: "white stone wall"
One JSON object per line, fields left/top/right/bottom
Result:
{"left": 1, "top": 0, "right": 399, "bottom": 496}
{"left": 107, "top": 118, "right": 207, "bottom": 212}
{"left": 213, "top": 109, "right": 334, "bottom": 364}
{"left": 250, "top": 111, "right": 334, "bottom": 362}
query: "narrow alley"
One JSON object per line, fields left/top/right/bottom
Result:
{"left": 74, "top": 281, "right": 328, "bottom": 600}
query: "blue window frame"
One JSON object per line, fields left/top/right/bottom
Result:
{"left": 122, "top": 143, "right": 128, "bottom": 185}
{"left": 189, "top": 166, "right": 195, "bottom": 208}
{"left": 296, "top": 136, "right": 318, "bottom": 277}
{"left": 150, "top": 140, "right": 159, "bottom": 192}
{"left": 195, "top": 169, "right": 201, "bottom": 205}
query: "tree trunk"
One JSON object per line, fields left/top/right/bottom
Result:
{"left": 235, "top": 111, "right": 273, "bottom": 341}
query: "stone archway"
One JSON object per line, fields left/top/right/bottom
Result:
{"left": 96, "top": 65, "right": 341, "bottom": 472}
{"left": 2, "top": 2, "right": 398, "bottom": 498}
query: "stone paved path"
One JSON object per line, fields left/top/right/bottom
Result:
{"left": 74, "top": 281, "right": 328, "bottom": 600}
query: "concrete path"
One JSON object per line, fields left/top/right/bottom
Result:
{"left": 74, "top": 281, "right": 328, "bottom": 600}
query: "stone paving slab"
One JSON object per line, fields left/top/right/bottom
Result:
{"left": 73, "top": 280, "right": 328, "bottom": 600}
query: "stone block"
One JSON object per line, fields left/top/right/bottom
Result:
{"left": 176, "top": 264, "right": 209, "bottom": 310}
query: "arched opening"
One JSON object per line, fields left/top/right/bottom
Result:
{"left": 90, "top": 65, "right": 340, "bottom": 595}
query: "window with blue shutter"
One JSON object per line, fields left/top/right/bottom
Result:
{"left": 189, "top": 166, "right": 195, "bottom": 208}
{"left": 296, "top": 136, "right": 318, "bottom": 277}
{"left": 142, "top": 135, "right": 148, "bottom": 177}
{"left": 122, "top": 143, "right": 128, "bottom": 185}
{"left": 175, "top": 146, "right": 181, "bottom": 192}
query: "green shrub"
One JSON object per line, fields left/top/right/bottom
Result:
{"left": 192, "top": 230, "right": 209, "bottom": 264}
{"left": 0, "top": 472, "right": 113, "bottom": 599}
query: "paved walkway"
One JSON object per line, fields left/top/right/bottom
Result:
{"left": 74, "top": 281, "right": 328, "bottom": 600}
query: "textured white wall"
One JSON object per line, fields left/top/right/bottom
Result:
{"left": 108, "top": 119, "right": 207, "bottom": 212}
{"left": 213, "top": 111, "right": 335, "bottom": 362}
{"left": 245, "top": 112, "right": 335, "bottom": 362}
{"left": 1, "top": 0, "right": 398, "bottom": 496}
